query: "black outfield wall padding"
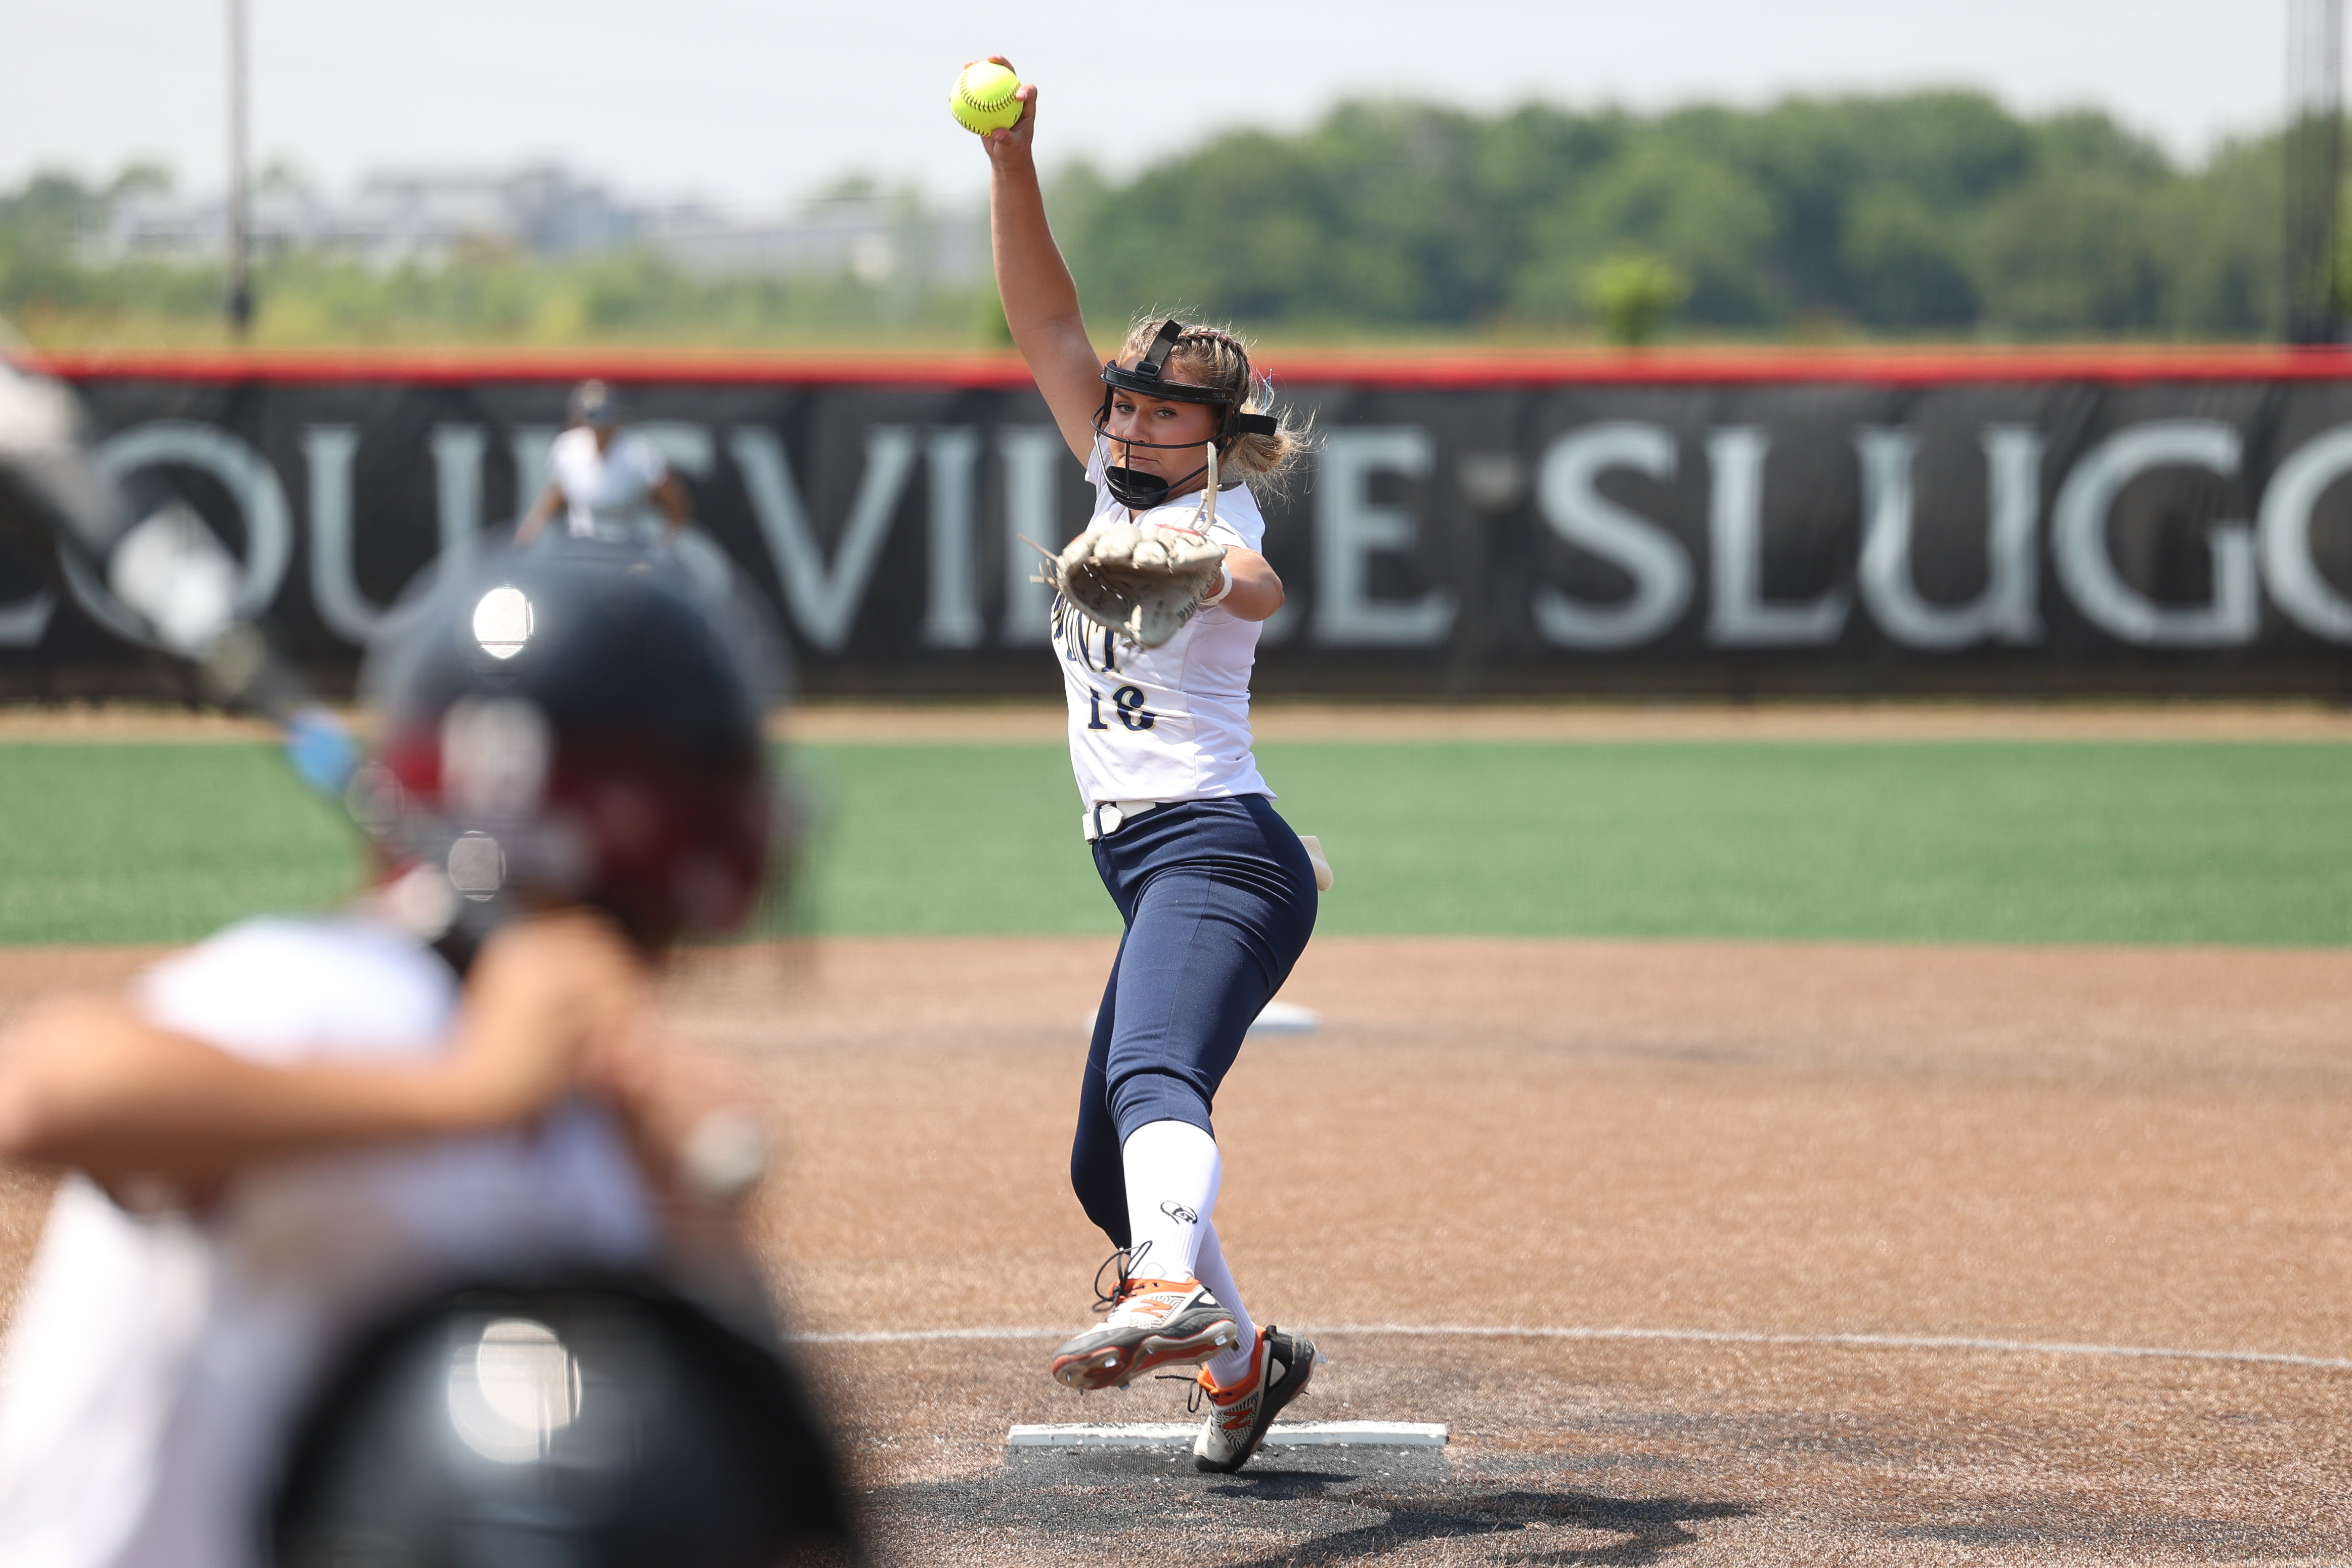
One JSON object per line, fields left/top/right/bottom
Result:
{"left": 16, "top": 349, "right": 2352, "bottom": 699}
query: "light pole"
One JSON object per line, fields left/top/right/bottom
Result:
{"left": 2288, "top": 0, "right": 2345, "bottom": 343}
{"left": 226, "top": 0, "right": 252, "bottom": 338}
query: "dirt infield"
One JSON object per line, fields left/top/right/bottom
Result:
{"left": 2, "top": 936, "right": 2348, "bottom": 1563}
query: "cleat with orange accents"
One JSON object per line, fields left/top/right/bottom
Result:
{"left": 1190, "top": 1326, "right": 1315, "bottom": 1473}
{"left": 1049, "top": 1277, "right": 1239, "bottom": 1391}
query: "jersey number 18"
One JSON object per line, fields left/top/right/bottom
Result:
{"left": 1087, "top": 685, "right": 1156, "bottom": 732}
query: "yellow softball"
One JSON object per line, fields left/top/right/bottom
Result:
{"left": 951, "top": 61, "right": 1022, "bottom": 135}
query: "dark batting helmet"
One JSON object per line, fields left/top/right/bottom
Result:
{"left": 272, "top": 1274, "right": 853, "bottom": 1568}
{"left": 353, "top": 540, "right": 785, "bottom": 953}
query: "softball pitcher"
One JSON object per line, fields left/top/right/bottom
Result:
{"left": 976, "top": 57, "right": 1325, "bottom": 1475}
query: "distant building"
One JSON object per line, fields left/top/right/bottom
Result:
{"left": 85, "top": 164, "right": 984, "bottom": 284}
{"left": 336, "top": 166, "right": 639, "bottom": 263}
{"left": 643, "top": 196, "right": 984, "bottom": 284}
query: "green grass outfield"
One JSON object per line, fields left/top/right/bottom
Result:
{"left": 1, "top": 737, "right": 2346, "bottom": 947}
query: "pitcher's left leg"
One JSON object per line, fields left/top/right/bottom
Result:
{"left": 1052, "top": 802, "right": 1315, "bottom": 1393}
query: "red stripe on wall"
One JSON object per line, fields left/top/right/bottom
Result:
{"left": 17, "top": 345, "right": 2352, "bottom": 389}
{"left": 12, "top": 349, "right": 1041, "bottom": 389}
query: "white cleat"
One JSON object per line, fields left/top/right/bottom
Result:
{"left": 1191, "top": 1326, "right": 1316, "bottom": 1473}
{"left": 1048, "top": 1277, "right": 1239, "bottom": 1392}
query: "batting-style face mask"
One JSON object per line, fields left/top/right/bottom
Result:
{"left": 1094, "top": 320, "right": 1276, "bottom": 510}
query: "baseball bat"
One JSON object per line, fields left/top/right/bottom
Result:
{"left": 0, "top": 346, "right": 355, "bottom": 794}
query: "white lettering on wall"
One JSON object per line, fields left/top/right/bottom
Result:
{"left": 1856, "top": 425, "right": 2043, "bottom": 649}
{"left": 921, "top": 428, "right": 982, "bottom": 648}
{"left": 429, "top": 424, "right": 489, "bottom": 569}
{"left": 1705, "top": 427, "right": 1849, "bottom": 646}
{"left": 300, "top": 425, "right": 378, "bottom": 643}
{"left": 2052, "top": 420, "right": 2256, "bottom": 647}
{"left": 1530, "top": 421, "right": 1691, "bottom": 649}
{"left": 74, "top": 421, "right": 292, "bottom": 648}
{"left": 728, "top": 425, "right": 919, "bottom": 652}
{"left": 0, "top": 584, "right": 53, "bottom": 647}
{"left": 2257, "top": 424, "right": 2352, "bottom": 643}
{"left": 998, "top": 427, "right": 1064, "bottom": 646}
{"left": 1310, "top": 428, "right": 1454, "bottom": 646}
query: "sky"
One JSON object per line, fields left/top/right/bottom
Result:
{"left": 0, "top": 0, "right": 2305, "bottom": 210}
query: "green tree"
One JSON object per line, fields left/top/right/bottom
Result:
{"left": 2159, "top": 134, "right": 2285, "bottom": 337}
{"left": 1047, "top": 90, "right": 2274, "bottom": 342}
{"left": 1584, "top": 254, "right": 1690, "bottom": 345}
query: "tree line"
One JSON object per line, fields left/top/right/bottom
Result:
{"left": 1049, "top": 91, "right": 2289, "bottom": 342}
{"left": 0, "top": 91, "right": 2307, "bottom": 345}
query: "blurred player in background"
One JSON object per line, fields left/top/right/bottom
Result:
{"left": 0, "top": 542, "right": 845, "bottom": 1567}
{"left": 515, "top": 379, "right": 691, "bottom": 547}
{"left": 976, "top": 58, "right": 1324, "bottom": 1474}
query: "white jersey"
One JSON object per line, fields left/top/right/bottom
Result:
{"left": 1052, "top": 449, "right": 1273, "bottom": 807}
{"left": 548, "top": 425, "right": 669, "bottom": 542}
{"left": 0, "top": 917, "right": 657, "bottom": 1568}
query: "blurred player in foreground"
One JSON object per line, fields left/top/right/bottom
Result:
{"left": 0, "top": 542, "right": 847, "bottom": 1567}
{"left": 975, "top": 58, "right": 1327, "bottom": 1473}
{"left": 515, "top": 379, "right": 691, "bottom": 547}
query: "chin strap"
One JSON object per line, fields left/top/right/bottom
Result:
{"left": 1103, "top": 432, "right": 1233, "bottom": 518}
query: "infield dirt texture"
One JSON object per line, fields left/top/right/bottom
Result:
{"left": 0, "top": 704, "right": 2347, "bottom": 1564}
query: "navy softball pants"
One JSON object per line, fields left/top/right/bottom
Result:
{"left": 1069, "top": 794, "right": 1320, "bottom": 1249}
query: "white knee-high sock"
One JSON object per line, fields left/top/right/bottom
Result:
{"left": 1121, "top": 1120, "right": 1221, "bottom": 1283}
{"left": 1194, "top": 1221, "right": 1260, "bottom": 1387}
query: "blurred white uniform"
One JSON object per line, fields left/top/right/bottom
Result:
{"left": 1053, "top": 448, "right": 1273, "bottom": 807}
{"left": 0, "top": 917, "right": 657, "bottom": 1568}
{"left": 547, "top": 425, "right": 670, "bottom": 543}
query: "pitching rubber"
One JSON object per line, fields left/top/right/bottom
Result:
{"left": 1007, "top": 1421, "right": 1449, "bottom": 1449}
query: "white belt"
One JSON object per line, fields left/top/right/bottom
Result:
{"left": 1082, "top": 800, "right": 1162, "bottom": 842}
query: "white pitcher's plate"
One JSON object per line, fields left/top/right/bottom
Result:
{"left": 1007, "top": 1420, "right": 1446, "bottom": 1449}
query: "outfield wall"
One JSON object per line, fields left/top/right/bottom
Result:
{"left": 15, "top": 349, "right": 2352, "bottom": 699}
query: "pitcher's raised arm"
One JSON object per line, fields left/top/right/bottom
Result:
{"left": 975, "top": 61, "right": 1106, "bottom": 464}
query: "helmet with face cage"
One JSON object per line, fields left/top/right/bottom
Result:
{"left": 1094, "top": 319, "right": 1278, "bottom": 509}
